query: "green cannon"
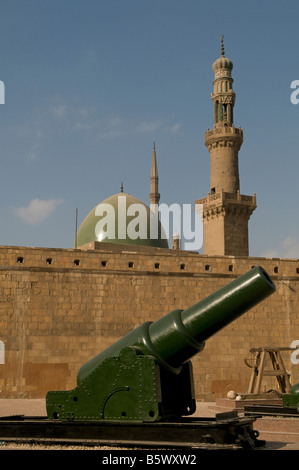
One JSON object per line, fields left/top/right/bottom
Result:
{"left": 283, "top": 383, "right": 299, "bottom": 411}
{"left": 46, "top": 266, "right": 276, "bottom": 422}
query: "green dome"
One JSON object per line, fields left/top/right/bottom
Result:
{"left": 76, "top": 192, "right": 169, "bottom": 249}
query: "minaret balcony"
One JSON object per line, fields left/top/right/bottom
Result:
{"left": 205, "top": 124, "right": 243, "bottom": 137}
{"left": 205, "top": 125, "right": 243, "bottom": 150}
{"left": 196, "top": 190, "right": 256, "bottom": 216}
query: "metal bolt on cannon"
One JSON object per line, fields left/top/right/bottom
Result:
{"left": 46, "top": 266, "right": 276, "bottom": 423}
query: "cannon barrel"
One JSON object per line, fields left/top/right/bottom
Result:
{"left": 46, "top": 266, "right": 276, "bottom": 422}
{"left": 77, "top": 266, "right": 275, "bottom": 381}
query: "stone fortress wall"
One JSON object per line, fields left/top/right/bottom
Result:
{"left": 0, "top": 241, "right": 299, "bottom": 401}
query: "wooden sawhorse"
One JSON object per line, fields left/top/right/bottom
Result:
{"left": 246, "top": 347, "right": 292, "bottom": 394}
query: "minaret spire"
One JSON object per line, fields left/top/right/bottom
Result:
{"left": 149, "top": 141, "right": 160, "bottom": 207}
{"left": 195, "top": 40, "right": 256, "bottom": 257}
{"left": 220, "top": 35, "right": 225, "bottom": 57}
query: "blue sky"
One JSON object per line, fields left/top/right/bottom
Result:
{"left": 0, "top": 0, "right": 298, "bottom": 258}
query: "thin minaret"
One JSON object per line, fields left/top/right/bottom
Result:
{"left": 149, "top": 142, "right": 160, "bottom": 207}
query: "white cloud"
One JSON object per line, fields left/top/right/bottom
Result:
{"left": 170, "top": 122, "right": 181, "bottom": 133}
{"left": 50, "top": 101, "right": 99, "bottom": 132}
{"left": 51, "top": 105, "right": 67, "bottom": 119}
{"left": 15, "top": 96, "right": 182, "bottom": 157}
{"left": 282, "top": 237, "right": 299, "bottom": 258}
{"left": 137, "top": 119, "right": 181, "bottom": 135}
{"left": 137, "top": 119, "right": 163, "bottom": 133}
{"left": 14, "top": 198, "right": 63, "bottom": 225}
{"left": 263, "top": 236, "right": 299, "bottom": 259}
{"left": 94, "top": 116, "right": 181, "bottom": 140}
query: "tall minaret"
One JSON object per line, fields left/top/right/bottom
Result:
{"left": 149, "top": 142, "right": 160, "bottom": 207}
{"left": 196, "top": 37, "right": 256, "bottom": 256}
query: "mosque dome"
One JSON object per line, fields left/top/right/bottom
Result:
{"left": 76, "top": 192, "right": 169, "bottom": 249}
{"left": 212, "top": 56, "right": 233, "bottom": 73}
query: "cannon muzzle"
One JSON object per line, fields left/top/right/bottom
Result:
{"left": 46, "top": 266, "right": 275, "bottom": 422}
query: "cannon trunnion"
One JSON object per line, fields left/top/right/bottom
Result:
{"left": 46, "top": 266, "right": 276, "bottom": 423}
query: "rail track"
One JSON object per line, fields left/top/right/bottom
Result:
{"left": 244, "top": 404, "right": 299, "bottom": 418}
{"left": 0, "top": 411, "right": 264, "bottom": 450}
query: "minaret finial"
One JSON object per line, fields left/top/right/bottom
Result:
{"left": 221, "top": 35, "right": 225, "bottom": 57}
{"left": 153, "top": 141, "right": 155, "bottom": 151}
{"left": 120, "top": 182, "right": 123, "bottom": 193}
